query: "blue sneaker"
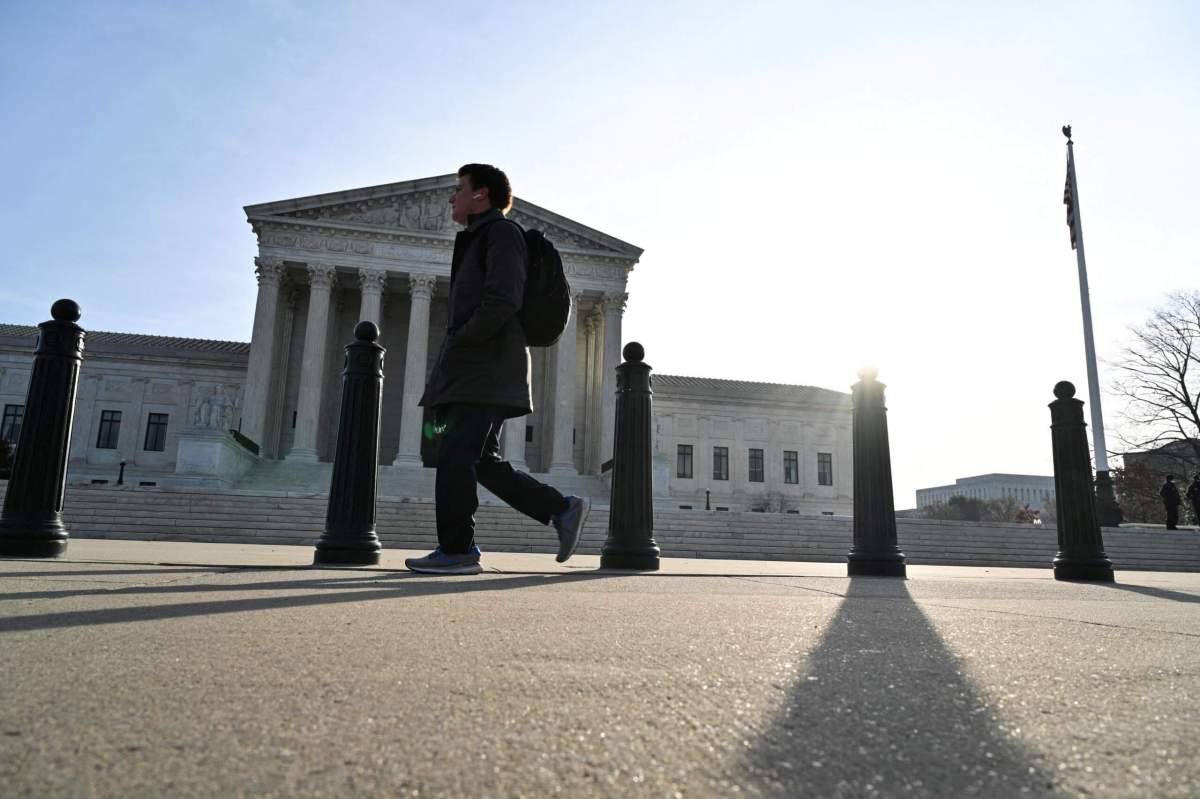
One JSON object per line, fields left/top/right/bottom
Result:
{"left": 552, "top": 496, "right": 591, "bottom": 563}
{"left": 405, "top": 546, "right": 483, "bottom": 575}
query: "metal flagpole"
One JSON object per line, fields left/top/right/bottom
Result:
{"left": 1062, "top": 125, "right": 1122, "bottom": 526}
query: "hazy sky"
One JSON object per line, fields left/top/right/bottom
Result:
{"left": 2, "top": 1, "right": 1197, "bottom": 505}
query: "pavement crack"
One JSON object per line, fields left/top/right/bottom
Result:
{"left": 722, "top": 576, "right": 848, "bottom": 598}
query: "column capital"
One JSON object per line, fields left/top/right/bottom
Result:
{"left": 254, "top": 257, "right": 285, "bottom": 286}
{"left": 358, "top": 268, "right": 387, "bottom": 294}
{"left": 570, "top": 290, "right": 585, "bottom": 310}
{"left": 603, "top": 292, "right": 628, "bottom": 316}
{"left": 409, "top": 272, "right": 437, "bottom": 299}
{"left": 307, "top": 262, "right": 338, "bottom": 289}
{"left": 588, "top": 304, "right": 605, "bottom": 325}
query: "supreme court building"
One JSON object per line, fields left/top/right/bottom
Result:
{"left": 0, "top": 174, "right": 853, "bottom": 514}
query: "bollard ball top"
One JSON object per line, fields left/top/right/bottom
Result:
{"left": 1053, "top": 380, "right": 1076, "bottom": 399}
{"left": 857, "top": 366, "right": 878, "bottom": 382}
{"left": 51, "top": 298, "right": 81, "bottom": 322}
{"left": 623, "top": 341, "right": 645, "bottom": 363}
{"left": 354, "top": 320, "right": 380, "bottom": 343}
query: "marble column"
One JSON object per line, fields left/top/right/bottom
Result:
{"left": 394, "top": 273, "right": 437, "bottom": 466}
{"left": 503, "top": 417, "right": 528, "bottom": 471}
{"left": 287, "top": 263, "right": 337, "bottom": 462}
{"left": 547, "top": 292, "right": 582, "bottom": 475}
{"left": 241, "top": 257, "right": 285, "bottom": 449}
{"left": 265, "top": 287, "right": 298, "bottom": 458}
{"left": 599, "top": 292, "right": 627, "bottom": 468}
{"left": 581, "top": 310, "right": 599, "bottom": 474}
{"left": 358, "top": 269, "right": 386, "bottom": 327}
{"left": 588, "top": 305, "right": 606, "bottom": 473}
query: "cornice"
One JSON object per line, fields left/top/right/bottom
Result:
{"left": 254, "top": 226, "right": 632, "bottom": 287}
{"left": 249, "top": 216, "right": 637, "bottom": 267}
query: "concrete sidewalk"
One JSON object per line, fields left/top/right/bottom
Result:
{"left": 2, "top": 540, "right": 1198, "bottom": 797}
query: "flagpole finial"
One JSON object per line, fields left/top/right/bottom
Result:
{"left": 1062, "top": 124, "right": 1073, "bottom": 142}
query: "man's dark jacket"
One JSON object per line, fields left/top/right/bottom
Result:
{"left": 1161, "top": 479, "right": 1181, "bottom": 508}
{"left": 419, "top": 207, "right": 532, "bottom": 418}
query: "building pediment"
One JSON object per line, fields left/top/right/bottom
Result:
{"left": 244, "top": 174, "right": 642, "bottom": 260}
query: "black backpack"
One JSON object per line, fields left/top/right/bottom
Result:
{"left": 503, "top": 220, "right": 571, "bottom": 347}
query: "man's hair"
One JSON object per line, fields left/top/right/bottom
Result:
{"left": 458, "top": 163, "right": 513, "bottom": 213}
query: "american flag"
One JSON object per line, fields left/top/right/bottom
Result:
{"left": 1063, "top": 160, "right": 1077, "bottom": 250}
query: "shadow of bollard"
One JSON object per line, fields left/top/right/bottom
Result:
{"left": 601, "top": 342, "right": 660, "bottom": 570}
{"left": 847, "top": 367, "right": 905, "bottom": 577}
{"left": 737, "top": 578, "right": 1053, "bottom": 794}
{"left": 313, "top": 321, "right": 385, "bottom": 567}
{"left": 1048, "top": 381, "right": 1113, "bottom": 581}
{"left": 0, "top": 299, "right": 86, "bottom": 558}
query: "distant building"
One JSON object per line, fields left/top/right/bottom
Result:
{"left": 916, "top": 473, "right": 1056, "bottom": 512}
{"left": 1122, "top": 440, "right": 1200, "bottom": 479}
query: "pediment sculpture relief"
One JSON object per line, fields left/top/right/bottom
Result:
{"left": 284, "top": 190, "right": 453, "bottom": 233}
{"left": 274, "top": 190, "right": 625, "bottom": 253}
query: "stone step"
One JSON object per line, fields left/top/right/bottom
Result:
{"left": 5, "top": 483, "right": 1199, "bottom": 571}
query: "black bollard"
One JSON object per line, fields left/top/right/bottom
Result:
{"left": 1048, "top": 381, "right": 1114, "bottom": 581}
{"left": 313, "top": 321, "right": 385, "bottom": 566}
{"left": 847, "top": 368, "right": 906, "bottom": 577}
{"left": 0, "top": 299, "right": 86, "bottom": 558}
{"left": 601, "top": 342, "right": 660, "bottom": 570}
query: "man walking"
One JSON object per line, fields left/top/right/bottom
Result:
{"left": 405, "top": 164, "right": 589, "bottom": 575}
{"left": 1160, "top": 474, "right": 1182, "bottom": 531}
{"left": 1186, "top": 473, "right": 1200, "bottom": 528}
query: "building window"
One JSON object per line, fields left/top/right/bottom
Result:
{"left": 783, "top": 450, "right": 799, "bottom": 484}
{"left": 525, "top": 425, "right": 533, "bottom": 443}
{"left": 713, "top": 446, "right": 729, "bottom": 481}
{"left": 748, "top": 448, "right": 764, "bottom": 482}
{"left": 1, "top": 404, "right": 24, "bottom": 444}
{"left": 96, "top": 410, "right": 122, "bottom": 449}
{"left": 144, "top": 413, "right": 169, "bottom": 452}
{"left": 817, "top": 452, "right": 833, "bottom": 486}
{"left": 677, "top": 444, "right": 693, "bottom": 478}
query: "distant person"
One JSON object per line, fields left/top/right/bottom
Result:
{"left": 1187, "top": 474, "right": 1200, "bottom": 528}
{"left": 405, "top": 163, "right": 589, "bottom": 575}
{"left": 1160, "top": 475, "right": 1182, "bottom": 531}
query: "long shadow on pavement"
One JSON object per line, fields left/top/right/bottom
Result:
{"left": 738, "top": 577, "right": 1056, "bottom": 797}
{"left": 1098, "top": 582, "right": 1200, "bottom": 604}
{"left": 0, "top": 567, "right": 240, "bottom": 578}
{"left": 0, "top": 572, "right": 612, "bottom": 635}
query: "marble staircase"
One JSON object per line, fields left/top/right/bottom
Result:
{"left": 233, "top": 458, "right": 613, "bottom": 507}
{"left": 15, "top": 483, "right": 1200, "bottom": 572}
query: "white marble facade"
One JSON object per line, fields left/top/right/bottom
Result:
{"left": 653, "top": 376, "right": 854, "bottom": 515}
{"left": 240, "top": 174, "right": 642, "bottom": 474}
{"left": 0, "top": 174, "right": 856, "bottom": 508}
{"left": 0, "top": 325, "right": 250, "bottom": 487}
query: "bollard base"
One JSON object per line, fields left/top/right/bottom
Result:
{"left": 1053, "top": 559, "right": 1114, "bottom": 582}
{"left": 313, "top": 536, "right": 382, "bottom": 567}
{"left": 0, "top": 516, "right": 69, "bottom": 558}
{"left": 847, "top": 554, "right": 907, "bottom": 577}
{"left": 600, "top": 551, "right": 661, "bottom": 571}
{"left": 0, "top": 535, "right": 68, "bottom": 558}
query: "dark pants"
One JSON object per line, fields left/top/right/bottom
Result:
{"left": 1166, "top": 504, "right": 1179, "bottom": 530}
{"left": 434, "top": 403, "right": 568, "bottom": 555}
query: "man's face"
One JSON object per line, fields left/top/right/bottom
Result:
{"left": 449, "top": 175, "right": 488, "bottom": 225}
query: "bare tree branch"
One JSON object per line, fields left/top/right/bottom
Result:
{"left": 1110, "top": 290, "right": 1200, "bottom": 466}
